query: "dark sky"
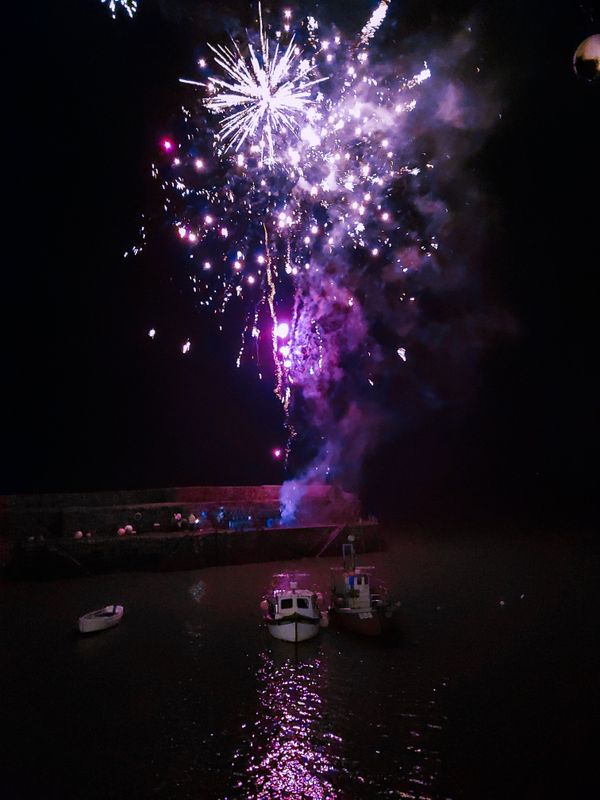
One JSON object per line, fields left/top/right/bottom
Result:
{"left": 3, "top": 0, "right": 598, "bottom": 525}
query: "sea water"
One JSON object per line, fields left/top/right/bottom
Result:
{"left": 1, "top": 530, "right": 597, "bottom": 799}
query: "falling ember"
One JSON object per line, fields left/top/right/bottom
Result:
{"left": 148, "top": 328, "right": 156, "bottom": 339}
{"left": 161, "top": 138, "right": 174, "bottom": 152}
{"left": 182, "top": 340, "right": 191, "bottom": 354}
{"left": 273, "top": 448, "right": 283, "bottom": 459}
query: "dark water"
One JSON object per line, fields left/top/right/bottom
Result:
{"left": 2, "top": 530, "right": 597, "bottom": 800}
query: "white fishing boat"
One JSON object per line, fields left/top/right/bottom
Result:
{"left": 78, "top": 604, "right": 124, "bottom": 634}
{"left": 260, "top": 573, "right": 326, "bottom": 643}
{"left": 329, "top": 538, "right": 399, "bottom": 636}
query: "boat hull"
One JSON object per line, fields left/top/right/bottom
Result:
{"left": 266, "top": 615, "right": 321, "bottom": 643}
{"left": 79, "top": 605, "right": 124, "bottom": 634}
{"left": 328, "top": 606, "right": 397, "bottom": 637}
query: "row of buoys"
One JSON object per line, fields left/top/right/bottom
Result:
{"left": 72, "top": 516, "right": 205, "bottom": 539}
{"left": 72, "top": 526, "right": 135, "bottom": 538}
{"left": 73, "top": 531, "right": 93, "bottom": 539}
{"left": 117, "top": 525, "right": 136, "bottom": 536}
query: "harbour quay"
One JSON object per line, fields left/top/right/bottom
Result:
{"left": 0, "top": 485, "right": 382, "bottom": 577}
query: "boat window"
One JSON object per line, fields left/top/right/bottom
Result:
{"left": 297, "top": 598, "right": 309, "bottom": 609}
{"left": 280, "top": 598, "right": 293, "bottom": 609}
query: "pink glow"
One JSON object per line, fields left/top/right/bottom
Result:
{"left": 276, "top": 322, "right": 290, "bottom": 339}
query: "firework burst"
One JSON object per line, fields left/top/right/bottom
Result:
{"left": 170, "top": 3, "right": 432, "bottom": 418}
{"left": 143, "top": 0, "right": 494, "bottom": 513}
{"left": 199, "top": 5, "right": 327, "bottom": 165}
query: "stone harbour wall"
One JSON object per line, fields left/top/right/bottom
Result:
{"left": 3, "top": 521, "right": 383, "bottom": 578}
{"left": 0, "top": 484, "right": 363, "bottom": 541}
{"left": 0, "top": 485, "right": 373, "bottom": 576}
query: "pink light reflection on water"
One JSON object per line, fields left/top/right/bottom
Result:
{"left": 233, "top": 649, "right": 339, "bottom": 800}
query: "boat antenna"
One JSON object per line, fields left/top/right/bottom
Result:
{"left": 342, "top": 536, "right": 356, "bottom": 571}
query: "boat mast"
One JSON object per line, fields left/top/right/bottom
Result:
{"left": 342, "top": 536, "right": 356, "bottom": 571}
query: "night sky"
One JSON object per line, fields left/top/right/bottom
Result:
{"left": 4, "top": 0, "right": 597, "bottom": 526}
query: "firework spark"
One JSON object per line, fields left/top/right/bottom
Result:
{"left": 99, "top": 0, "right": 138, "bottom": 19}
{"left": 359, "top": 0, "right": 390, "bottom": 45}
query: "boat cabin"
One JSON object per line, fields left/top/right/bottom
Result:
{"left": 270, "top": 589, "right": 317, "bottom": 617}
{"left": 331, "top": 567, "right": 375, "bottom": 610}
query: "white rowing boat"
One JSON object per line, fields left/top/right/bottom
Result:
{"left": 79, "top": 605, "right": 124, "bottom": 634}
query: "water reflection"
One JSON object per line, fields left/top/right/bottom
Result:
{"left": 181, "top": 572, "right": 448, "bottom": 799}
{"left": 188, "top": 579, "right": 206, "bottom": 604}
{"left": 322, "top": 640, "right": 448, "bottom": 799}
{"left": 231, "top": 640, "right": 340, "bottom": 800}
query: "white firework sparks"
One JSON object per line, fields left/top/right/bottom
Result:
{"left": 100, "top": 0, "right": 138, "bottom": 19}
{"left": 359, "top": 0, "right": 390, "bottom": 45}
{"left": 202, "top": 5, "right": 327, "bottom": 165}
